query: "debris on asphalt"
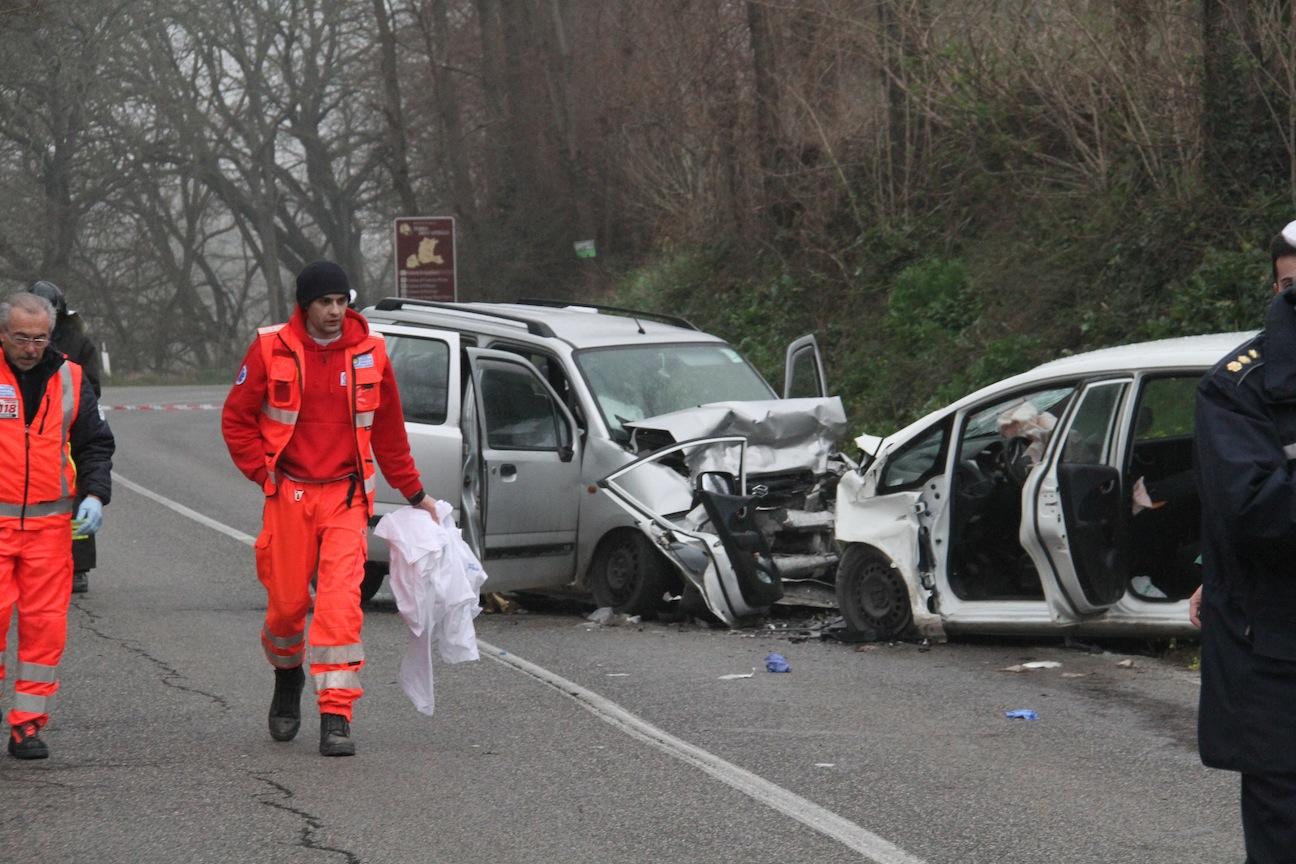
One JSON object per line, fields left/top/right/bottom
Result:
{"left": 1002, "top": 660, "right": 1062, "bottom": 673}
{"left": 765, "top": 652, "right": 791, "bottom": 673}
{"left": 1116, "top": 658, "right": 1137, "bottom": 669}
{"left": 1004, "top": 709, "right": 1039, "bottom": 720}
{"left": 814, "top": 763, "right": 836, "bottom": 768}
{"left": 481, "top": 592, "right": 520, "bottom": 614}
{"left": 718, "top": 670, "right": 756, "bottom": 680}
{"left": 1061, "top": 672, "right": 1089, "bottom": 678}
{"left": 605, "top": 673, "right": 630, "bottom": 677}
{"left": 584, "top": 607, "right": 642, "bottom": 628}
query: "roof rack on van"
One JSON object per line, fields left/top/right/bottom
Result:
{"left": 514, "top": 298, "right": 699, "bottom": 332}
{"left": 372, "top": 297, "right": 556, "bottom": 338}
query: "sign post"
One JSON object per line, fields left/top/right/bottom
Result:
{"left": 394, "top": 217, "right": 457, "bottom": 301}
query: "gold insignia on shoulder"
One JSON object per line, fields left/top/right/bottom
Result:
{"left": 1228, "top": 361, "right": 1243, "bottom": 372}
{"left": 1238, "top": 354, "right": 1252, "bottom": 365}
{"left": 1250, "top": 349, "right": 1260, "bottom": 359}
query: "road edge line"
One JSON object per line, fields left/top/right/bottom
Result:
{"left": 480, "top": 641, "right": 925, "bottom": 864}
{"left": 113, "top": 471, "right": 924, "bottom": 864}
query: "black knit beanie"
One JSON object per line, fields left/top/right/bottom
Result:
{"left": 295, "top": 260, "right": 350, "bottom": 308}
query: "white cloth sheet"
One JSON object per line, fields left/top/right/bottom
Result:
{"left": 373, "top": 502, "right": 487, "bottom": 715}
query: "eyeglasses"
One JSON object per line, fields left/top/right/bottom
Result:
{"left": 4, "top": 333, "right": 49, "bottom": 347}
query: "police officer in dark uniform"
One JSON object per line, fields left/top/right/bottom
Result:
{"left": 1194, "top": 222, "right": 1296, "bottom": 863}
{"left": 28, "top": 281, "right": 101, "bottom": 594}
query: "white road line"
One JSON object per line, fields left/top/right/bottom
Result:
{"left": 112, "top": 472, "right": 256, "bottom": 546}
{"left": 481, "top": 642, "right": 926, "bottom": 863}
{"left": 114, "top": 471, "right": 925, "bottom": 864}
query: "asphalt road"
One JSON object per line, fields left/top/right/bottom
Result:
{"left": 0, "top": 384, "right": 1242, "bottom": 863}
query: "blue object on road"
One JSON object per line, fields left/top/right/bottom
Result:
{"left": 1004, "top": 708, "right": 1039, "bottom": 720}
{"left": 765, "top": 652, "right": 790, "bottom": 673}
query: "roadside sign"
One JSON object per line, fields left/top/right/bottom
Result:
{"left": 395, "top": 217, "right": 456, "bottom": 301}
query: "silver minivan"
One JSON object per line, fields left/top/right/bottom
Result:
{"left": 361, "top": 298, "right": 844, "bottom": 624}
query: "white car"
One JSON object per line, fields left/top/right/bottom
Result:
{"left": 833, "top": 331, "right": 1252, "bottom": 641}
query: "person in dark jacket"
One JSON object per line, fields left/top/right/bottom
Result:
{"left": 1192, "top": 222, "right": 1296, "bottom": 862}
{"left": 29, "top": 281, "right": 101, "bottom": 592}
{"left": 0, "top": 291, "right": 113, "bottom": 759}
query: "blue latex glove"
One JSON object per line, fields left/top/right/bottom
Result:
{"left": 73, "top": 496, "right": 103, "bottom": 536}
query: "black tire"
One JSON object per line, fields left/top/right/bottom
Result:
{"left": 360, "top": 562, "right": 388, "bottom": 606}
{"left": 834, "top": 545, "right": 914, "bottom": 640}
{"left": 589, "top": 531, "right": 670, "bottom": 617}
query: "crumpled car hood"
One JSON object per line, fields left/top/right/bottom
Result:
{"left": 625, "top": 397, "right": 847, "bottom": 475}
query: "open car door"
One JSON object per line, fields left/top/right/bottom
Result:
{"left": 1023, "top": 378, "right": 1133, "bottom": 618}
{"left": 598, "top": 436, "right": 782, "bottom": 627}
{"left": 368, "top": 323, "right": 463, "bottom": 521}
{"left": 461, "top": 347, "right": 582, "bottom": 592}
{"left": 784, "top": 334, "right": 828, "bottom": 398}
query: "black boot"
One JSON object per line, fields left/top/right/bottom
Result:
{"left": 268, "top": 666, "right": 305, "bottom": 742}
{"left": 8, "top": 722, "right": 49, "bottom": 759}
{"left": 71, "top": 570, "right": 88, "bottom": 594}
{"left": 319, "top": 712, "right": 355, "bottom": 757}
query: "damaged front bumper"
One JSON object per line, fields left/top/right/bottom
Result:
{"left": 598, "top": 433, "right": 842, "bottom": 626}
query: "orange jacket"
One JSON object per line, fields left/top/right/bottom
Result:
{"left": 0, "top": 359, "right": 82, "bottom": 527}
{"left": 222, "top": 308, "right": 424, "bottom": 513}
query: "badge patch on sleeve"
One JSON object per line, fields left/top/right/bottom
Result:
{"left": 353, "top": 354, "right": 375, "bottom": 369}
{"left": 339, "top": 371, "right": 347, "bottom": 387}
{"left": 0, "top": 399, "right": 18, "bottom": 419}
{"left": 235, "top": 365, "right": 248, "bottom": 385}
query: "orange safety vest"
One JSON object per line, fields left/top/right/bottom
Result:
{"left": 254, "top": 323, "right": 386, "bottom": 513}
{"left": 0, "top": 360, "right": 82, "bottom": 527}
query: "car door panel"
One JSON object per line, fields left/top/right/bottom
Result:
{"left": 1056, "top": 463, "right": 1127, "bottom": 605}
{"left": 367, "top": 324, "right": 462, "bottom": 561}
{"left": 1025, "top": 378, "right": 1132, "bottom": 617}
{"left": 783, "top": 334, "right": 828, "bottom": 399}
{"left": 463, "top": 348, "right": 582, "bottom": 592}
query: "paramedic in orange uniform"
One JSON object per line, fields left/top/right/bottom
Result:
{"left": 221, "top": 261, "right": 437, "bottom": 756}
{"left": 0, "top": 291, "right": 114, "bottom": 760}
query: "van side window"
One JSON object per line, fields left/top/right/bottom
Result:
{"left": 385, "top": 334, "right": 451, "bottom": 425}
{"left": 490, "top": 342, "right": 584, "bottom": 427}
{"left": 879, "top": 420, "right": 949, "bottom": 491}
{"left": 480, "top": 362, "right": 561, "bottom": 450}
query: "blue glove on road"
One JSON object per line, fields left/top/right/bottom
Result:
{"left": 74, "top": 497, "right": 103, "bottom": 535}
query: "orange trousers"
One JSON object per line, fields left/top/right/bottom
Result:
{"left": 0, "top": 521, "right": 73, "bottom": 728}
{"left": 254, "top": 477, "right": 367, "bottom": 721}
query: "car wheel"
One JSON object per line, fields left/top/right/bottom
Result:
{"left": 589, "top": 531, "right": 670, "bottom": 617}
{"left": 360, "top": 562, "right": 388, "bottom": 606}
{"left": 835, "top": 545, "right": 914, "bottom": 640}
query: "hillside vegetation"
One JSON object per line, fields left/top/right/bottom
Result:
{"left": 0, "top": 0, "right": 1287, "bottom": 415}
{"left": 604, "top": 1, "right": 1289, "bottom": 435}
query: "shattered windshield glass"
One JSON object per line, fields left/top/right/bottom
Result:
{"left": 575, "top": 343, "right": 775, "bottom": 438}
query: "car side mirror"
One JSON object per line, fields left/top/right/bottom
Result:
{"left": 695, "top": 470, "right": 737, "bottom": 496}
{"left": 854, "top": 432, "right": 884, "bottom": 474}
{"left": 559, "top": 445, "right": 574, "bottom": 463}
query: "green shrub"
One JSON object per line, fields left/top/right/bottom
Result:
{"left": 1143, "top": 245, "right": 1269, "bottom": 339}
{"left": 886, "top": 257, "right": 977, "bottom": 341}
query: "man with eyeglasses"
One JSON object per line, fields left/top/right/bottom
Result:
{"left": 0, "top": 291, "right": 114, "bottom": 759}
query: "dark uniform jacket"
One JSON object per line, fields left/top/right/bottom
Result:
{"left": 1196, "top": 289, "right": 1296, "bottom": 774}
{"left": 52, "top": 314, "right": 100, "bottom": 397}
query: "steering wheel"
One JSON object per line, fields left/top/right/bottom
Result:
{"left": 997, "top": 435, "right": 1034, "bottom": 486}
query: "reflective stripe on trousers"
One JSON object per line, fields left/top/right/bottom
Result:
{"left": 1, "top": 521, "right": 73, "bottom": 727}
{"left": 255, "top": 476, "right": 368, "bottom": 721}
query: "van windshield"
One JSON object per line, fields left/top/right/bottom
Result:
{"left": 575, "top": 343, "right": 775, "bottom": 438}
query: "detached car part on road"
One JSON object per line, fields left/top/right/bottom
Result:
{"left": 361, "top": 298, "right": 844, "bottom": 624}
{"left": 834, "top": 331, "right": 1251, "bottom": 641}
